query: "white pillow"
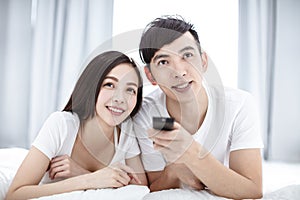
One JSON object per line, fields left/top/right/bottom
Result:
{"left": 0, "top": 147, "right": 28, "bottom": 200}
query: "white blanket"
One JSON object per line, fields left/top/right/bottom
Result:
{"left": 33, "top": 185, "right": 149, "bottom": 200}
{"left": 32, "top": 185, "right": 300, "bottom": 200}
{"left": 1, "top": 148, "right": 300, "bottom": 200}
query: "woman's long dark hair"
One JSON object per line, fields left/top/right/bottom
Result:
{"left": 63, "top": 51, "right": 143, "bottom": 122}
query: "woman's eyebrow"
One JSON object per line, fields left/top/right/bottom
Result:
{"left": 105, "top": 76, "right": 138, "bottom": 87}
{"left": 127, "top": 82, "right": 138, "bottom": 87}
{"left": 105, "top": 76, "right": 118, "bottom": 82}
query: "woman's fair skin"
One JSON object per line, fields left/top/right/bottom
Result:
{"left": 6, "top": 61, "right": 147, "bottom": 200}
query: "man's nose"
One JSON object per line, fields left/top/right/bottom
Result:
{"left": 172, "top": 59, "right": 187, "bottom": 79}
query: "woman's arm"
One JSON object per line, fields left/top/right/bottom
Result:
{"left": 6, "top": 147, "right": 82, "bottom": 199}
{"left": 48, "top": 155, "right": 91, "bottom": 180}
{"left": 125, "top": 155, "right": 148, "bottom": 186}
{"left": 6, "top": 147, "right": 134, "bottom": 200}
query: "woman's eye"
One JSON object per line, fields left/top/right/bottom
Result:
{"left": 127, "top": 88, "right": 137, "bottom": 95}
{"left": 103, "top": 82, "right": 114, "bottom": 88}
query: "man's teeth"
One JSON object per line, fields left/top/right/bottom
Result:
{"left": 108, "top": 107, "right": 123, "bottom": 113}
{"left": 176, "top": 82, "right": 189, "bottom": 89}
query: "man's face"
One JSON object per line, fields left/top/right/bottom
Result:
{"left": 149, "top": 32, "right": 207, "bottom": 102}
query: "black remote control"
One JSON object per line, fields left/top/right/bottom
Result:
{"left": 152, "top": 117, "right": 174, "bottom": 131}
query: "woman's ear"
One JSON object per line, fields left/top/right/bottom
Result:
{"left": 144, "top": 66, "right": 157, "bottom": 85}
{"left": 200, "top": 51, "right": 208, "bottom": 72}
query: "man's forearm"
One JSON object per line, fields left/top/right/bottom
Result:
{"left": 148, "top": 167, "right": 180, "bottom": 192}
{"left": 184, "top": 142, "right": 262, "bottom": 199}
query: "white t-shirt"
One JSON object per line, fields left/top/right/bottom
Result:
{"left": 133, "top": 85, "right": 264, "bottom": 171}
{"left": 32, "top": 111, "right": 140, "bottom": 183}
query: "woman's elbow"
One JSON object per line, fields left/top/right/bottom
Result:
{"left": 5, "top": 191, "right": 15, "bottom": 200}
{"left": 246, "top": 184, "right": 263, "bottom": 199}
{"left": 5, "top": 186, "right": 21, "bottom": 200}
{"left": 252, "top": 187, "right": 263, "bottom": 199}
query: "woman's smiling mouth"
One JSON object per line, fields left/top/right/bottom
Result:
{"left": 106, "top": 106, "right": 125, "bottom": 116}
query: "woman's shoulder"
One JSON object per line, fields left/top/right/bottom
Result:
{"left": 47, "top": 111, "right": 79, "bottom": 121}
{"left": 44, "top": 111, "right": 80, "bottom": 130}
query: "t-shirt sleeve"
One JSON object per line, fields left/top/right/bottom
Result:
{"left": 133, "top": 113, "right": 166, "bottom": 172}
{"left": 31, "top": 112, "right": 64, "bottom": 160}
{"left": 119, "top": 119, "right": 141, "bottom": 159}
{"left": 125, "top": 137, "right": 140, "bottom": 159}
{"left": 230, "top": 93, "right": 264, "bottom": 151}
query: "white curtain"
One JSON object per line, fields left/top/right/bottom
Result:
{"left": 239, "top": 0, "right": 300, "bottom": 162}
{"left": 0, "top": 0, "right": 32, "bottom": 148}
{"left": 0, "top": 0, "right": 113, "bottom": 148}
{"left": 238, "top": 0, "right": 277, "bottom": 160}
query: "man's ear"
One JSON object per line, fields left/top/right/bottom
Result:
{"left": 201, "top": 51, "right": 208, "bottom": 72}
{"left": 144, "top": 66, "right": 157, "bottom": 85}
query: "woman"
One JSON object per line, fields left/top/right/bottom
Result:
{"left": 6, "top": 51, "right": 147, "bottom": 200}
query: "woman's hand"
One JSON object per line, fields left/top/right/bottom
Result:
{"left": 49, "top": 155, "right": 90, "bottom": 180}
{"left": 89, "top": 162, "right": 141, "bottom": 189}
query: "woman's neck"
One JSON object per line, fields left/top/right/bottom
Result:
{"left": 79, "top": 116, "right": 115, "bottom": 164}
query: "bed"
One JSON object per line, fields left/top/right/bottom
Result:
{"left": 1, "top": 147, "right": 299, "bottom": 200}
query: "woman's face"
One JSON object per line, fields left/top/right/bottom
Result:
{"left": 95, "top": 63, "right": 139, "bottom": 126}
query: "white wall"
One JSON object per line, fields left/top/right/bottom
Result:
{"left": 113, "top": 0, "right": 239, "bottom": 93}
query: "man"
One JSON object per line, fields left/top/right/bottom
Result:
{"left": 133, "top": 15, "right": 264, "bottom": 199}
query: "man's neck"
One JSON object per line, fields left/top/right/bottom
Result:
{"left": 166, "top": 88, "right": 208, "bottom": 134}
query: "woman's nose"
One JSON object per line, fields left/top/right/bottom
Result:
{"left": 112, "top": 90, "right": 125, "bottom": 104}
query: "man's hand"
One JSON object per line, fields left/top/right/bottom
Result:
{"left": 166, "top": 163, "right": 205, "bottom": 190}
{"left": 148, "top": 121, "right": 195, "bottom": 164}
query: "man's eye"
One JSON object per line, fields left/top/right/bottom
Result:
{"left": 157, "top": 60, "right": 168, "bottom": 66}
{"left": 183, "top": 52, "right": 193, "bottom": 58}
{"left": 127, "top": 88, "right": 137, "bottom": 95}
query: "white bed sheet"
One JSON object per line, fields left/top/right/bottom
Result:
{"left": 0, "top": 147, "right": 299, "bottom": 200}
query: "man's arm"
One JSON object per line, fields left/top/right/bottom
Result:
{"left": 184, "top": 141, "right": 263, "bottom": 199}
{"left": 147, "top": 163, "right": 205, "bottom": 192}
{"left": 147, "top": 170, "right": 179, "bottom": 191}
{"left": 149, "top": 122, "right": 263, "bottom": 199}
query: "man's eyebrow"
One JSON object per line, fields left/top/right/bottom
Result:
{"left": 179, "top": 46, "right": 195, "bottom": 53}
{"left": 152, "top": 54, "right": 169, "bottom": 63}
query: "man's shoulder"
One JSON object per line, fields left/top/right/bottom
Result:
{"left": 209, "top": 86, "right": 252, "bottom": 103}
{"left": 142, "top": 87, "right": 164, "bottom": 107}
{"left": 224, "top": 87, "right": 252, "bottom": 101}
{"left": 133, "top": 88, "right": 165, "bottom": 124}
